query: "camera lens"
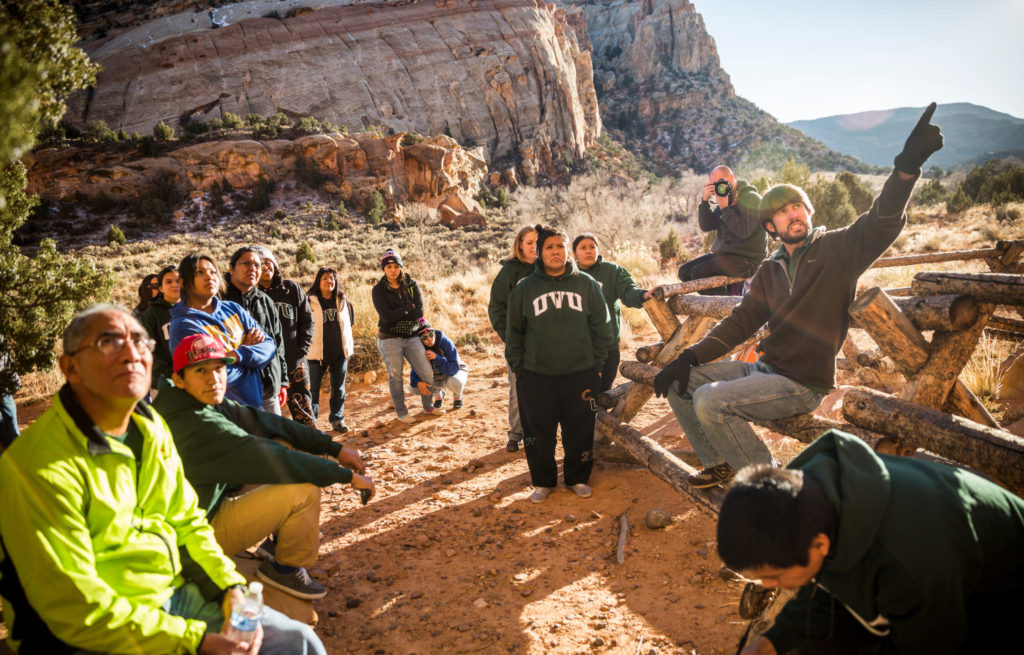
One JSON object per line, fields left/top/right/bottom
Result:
{"left": 714, "top": 181, "right": 731, "bottom": 197}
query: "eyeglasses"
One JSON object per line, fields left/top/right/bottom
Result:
{"left": 70, "top": 335, "right": 156, "bottom": 356}
{"left": 419, "top": 332, "right": 433, "bottom": 342}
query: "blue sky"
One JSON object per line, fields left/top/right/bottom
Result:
{"left": 692, "top": 0, "right": 1024, "bottom": 122}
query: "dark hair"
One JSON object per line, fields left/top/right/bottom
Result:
{"left": 178, "top": 253, "right": 225, "bottom": 305}
{"left": 309, "top": 267, "right": 338, "bottom": 301}
{"left": 156, "top": 265, "right": 178, "bottom": 287}
{"left": 717, "top": 465, "right": 835, "bottom": 571}
{"left": 534, "top": 224, "right": 567, "bottom": 254}
{"left": 229, "top": 246, "right": 261, "bottom": 269}
{"left": 572, "top": 233, "right": 599, "bottom": 252}
{"left": 136, "top": 274, "right": 159, "bottom": 312}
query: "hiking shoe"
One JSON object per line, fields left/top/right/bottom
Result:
{"left": 256, "top": 560, "right": 327, "bottom": 600}
{"left": 505, "top": 439, "right": 520, "bottom": 452}
{"left": 687, "top": 463, "right": 735, "bottom": 489}
{"left": 331, "top": 421, "right": 349, "bottom": 434}
{"left": 453, "top": 399, "right": 463, "bottom": 410}
{"left": 255, "top": 537, "right": 276, "bottom": 563}
{"left": 424, "top": 407, "right": 446, "bottom": 415}
{"left": 433, "top": 398, "right": 443, "bottom": 409}
{"left": 397, "top": 414, "right": 416, "bottom": 425}
{"left": 569, "top": 483, "right": 593, "bottom": 498}
{"left": 530, "top": 487, "right": 555, "bottom": 503}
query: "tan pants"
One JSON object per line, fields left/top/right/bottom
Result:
{"left": 209, "top": 483, "right": 321, "bottom": 569}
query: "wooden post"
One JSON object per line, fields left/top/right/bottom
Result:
{"left": 636, "top": 342, "right": 663, "bottom": 363}
{"left": 892, "top": 295, "right": 979, "bottom": 332}
{"left": 842, "top": 388, "right": 1024, "bottom": 495}
{"left": 901, "top": 303, "right": 996, "bottom": 409}
{"left": 643, "top": 297, "right": 681, "bottom": 340}
{"left": 911, "top": 272, "right": 1024, "bottom": 306}
{"left": 652, "top": 277, "right": 746, "bottom": 300}
{"left": 988, "top": 240, "right": 1024, "bottom": 273}
{"left": 598, "top": 381, "right": 632, "bottom": 409}
{"left": 667, "top": 295, "right": 740, "bottom": 319}
{"left": 870, "top": 248, "right": 1003, "bottom": 269}
{"left": 849, "top": 287, "right": 998, "bottom": 427}
{"left": 596, "top": 410, "right": 725, "bottom": 514}
{"left": 595, "top": 441, "right": 700, "bottom": 467}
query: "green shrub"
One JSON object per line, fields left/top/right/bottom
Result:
{"left": 182, "top": 119, "right": 209, "bottom": 137}
{"left": 246, "top": 113, "right": 265, "bottom": 127}
{"left": 296, "top": 242, "right": 316, "bottom": 264}
{"left": 835, "top": 171, "right": 873, "bottom": 214}
{"left": 295, "top": 116, "right": 322, "bottom": 135}
{"left": 222, "top": 112, "right": 244, "bottom": 129}
{"left": 365, "top": 190, "right": 386, "bottom": 225}
{"left": 807, "top": 178, "right": 857, "bottom": 230}
{"left": 494, "top": 187, "right": 510, "bottom": 208}
{"left": 247, "top": 175, "right": 273, "bottom": 212}
{"left": 295, "top": 155, "right": 326, "bottom": 189}
{"left": 153, "top": 121, "right": 175, "bottom": 141}
{"left": 208, "top": 118, "right": 223, "bottom": 131}
{"left": 401, "top": 132, "right": 425, "bottom": 146}
{"left": 337, "top": 200, "right": 349, "bottom": 218}
{"left": 659, "top": 229, "right": 681, "bottom": 260}
{"left": 268, "top": 112, "right": 291, "bottom": 127}
{"left": 83, "top": 120, "right": 117, "bottom": 143}
{"left": 995, "top": 205, "right": 1021, "bottom": 224}
{"left": 779, "top": 158, "right": 810, "bottom": 188}
{"left": 946, "top": 185, "right": 972, "bottom": 215}
{"left": 274, "top": 208, "right": 286, "bottom": 220}
{"left": 106, "top": 224, "right": 126, "bottom": 245}
{"left": 133, "top": 196, "right": 167, "bottom": 219}
{"left": 914, "top": 178, "right": 948, "bottom": 206}
{"left": 254, "top": 123, "right": 279, "bottom": 140}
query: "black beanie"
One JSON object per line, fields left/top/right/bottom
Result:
{"left": 381, "top": 248, "right": 403, "bottom": 269}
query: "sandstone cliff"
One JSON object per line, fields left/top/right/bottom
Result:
{"left": 67, "top": 0, "right": 600, "bottom": 181}
{"left": 556, "top": 0, "right": 867, "bottom": 174}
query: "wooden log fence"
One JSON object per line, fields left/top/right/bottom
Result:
{"left": 651, "top": 276, "right": 746, "bottom": 300}
{"left": 912, "top": 271, "right": 1024, "bottom": 306}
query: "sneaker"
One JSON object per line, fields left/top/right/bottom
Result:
{"left": 687, "top": 463, "right": 735, "bottom": 489}
{"left": 397, "top": 414, "right": 416, "bottom": 425}
{"left": 453, "top": 399, "right": 463, "bottom": 410}
{"left": 530, "top": 487, "right": 555, "bottom": 503}
{"left": 255, "top": 537, "right": 276, "bottom": 563}
{"left": 433, "top": 398, "right": 443, "bottom": 409}
{"left": 256, "top": 560, "right": 327, "bottom": 600}
{"left": 330, "top": 421, "right": 349, "bottom": 434}
{"left": 569, "top": 483, "right": 593, "bottom": 498}
{"left": 505, "top": 439, "right": 520, "bottom": 452}
{"left": 424, "top": 407, "right": 446, "bottom": 415}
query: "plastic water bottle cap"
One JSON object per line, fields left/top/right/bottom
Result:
{"left": 249, "top": 581, "right": 263, "bottom": 594}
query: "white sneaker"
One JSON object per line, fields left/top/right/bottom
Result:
{"left": 530, "top": 487, "right": 555, "bottom": 503}
{"left": 397, "top": 414, "right": 416, "bottom": 425}
{"left": 424, "top": 407, "right": 446, "bottom": 415}
{"left": 569, "top": 483, "right": 593, "bottom": 498}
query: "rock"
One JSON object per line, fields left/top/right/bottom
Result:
{"left": 592, "top": 637, "right": 605, "bottom": 647}
{"left": 644, "top": 508, "right": 672, "bottom": 529}
{"left": 466, "top": 458, "right": 485, "bottom": 472}
{"left": 308, "top": 568, "right": 328, "bottom": 581}
{"left": 520, "top": 588, "right": 533, "bottom": 597}
{"left": 363, "top": 371, "right": 378, "bottom": 385}
{"left": 410, "top": 591, "right": 423, "bottom": 599}
{"left": 472, "top": 598, "right": 487, "bottom": 609}
{"left": 345, "top": 597, "right": 362, "bottom": 609}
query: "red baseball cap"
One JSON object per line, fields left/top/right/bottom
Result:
{"left": 172, "top": 334, "right": 237, "bottom": 374}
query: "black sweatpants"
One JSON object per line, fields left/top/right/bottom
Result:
{"left": 517, "top": 368, "right": 599, "bottom": 488}
{"left": 677, "top": 252, "right": 758, "bottom": 295}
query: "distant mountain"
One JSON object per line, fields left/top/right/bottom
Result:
{"left": 789, "top": 103, "right": 1024, "bottom": 170}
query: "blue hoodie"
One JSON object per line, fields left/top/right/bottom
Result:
{"left": 410, "top": 329, "right": 466, "bottom": 387}
{"left": 169, "top": 297, "right": 277, "bottom": 408}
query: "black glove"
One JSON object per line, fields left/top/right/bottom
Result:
{"left": 893, "top": 102, "right": 943, "bottom": 175}
{"left": 653, "top": 349, "right": 698, "bottom": 398}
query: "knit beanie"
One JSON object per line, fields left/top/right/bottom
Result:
{"left": 250, "top": 245, "right": 279, "bottom": 270}
{"left": 415, "top": 317, "right": 432, "bottom": 337}
{"left": 381, "top": 248, "right": 403, "bottom": 270}
{"left": 759, "top": 184, "right": 814, "bottom": 226}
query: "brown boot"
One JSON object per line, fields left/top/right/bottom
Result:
{"left": 687, "top": 463, "right": 735, "bottom": 489}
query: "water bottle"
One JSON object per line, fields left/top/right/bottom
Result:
{"left": 226, "top": 581, "right": 264, "bottom": 644}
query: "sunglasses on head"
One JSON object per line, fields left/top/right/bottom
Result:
{"left": 419, "top": 331, "right": 433, "bottom": 342}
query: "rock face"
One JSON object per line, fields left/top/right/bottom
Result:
{"left": 24, "top": 132, "right": 489, "bottom": 225}
{"left": 67, "top": 0, "right": 600, "bottom": 181}
{"left": 555, "top": 0, "right": 866, "bottom": 174}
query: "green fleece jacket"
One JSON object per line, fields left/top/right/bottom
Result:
{"left": 697, "top": 180, "right": 767, "bottom": 263}
{"left": 765, "top": 430, "right": 1024, "bottom": 654}
{"left": 488, "top": 258, "right": 534, "bottom": 342}
{"left": 0, "top": 386, "right": 244, "bottom": 654}
{"left": 505, "top": 260, "right": 613, "bottom": 377}
{"left": 152, "top": 387, "right": 351, "bottom": 516}
{"left": 690, "top": 172, "right": 917, "bottom": 390}
{"left": 578, "top": 256, "right": 648, "bottom": 344}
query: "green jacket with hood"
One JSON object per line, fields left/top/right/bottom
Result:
{"left": 488, "top": 258, "right": 534, "bottom": 342}
{"left": 505, "top": 260, "right": 613, "bottom": 377}
{"left": 765, "top": 430, "right": 1024, "bottom": 654}
{"left": 152, "top": 387, "right": 352, "bottom": 516}
{"left": 579, "top": 256, "right": 648, "bottom": 344}
{"left": 0, "top": 385, "right": 246, "bottom": 654}
{"left": 697, "top": 179, "right": 767, "bottom": 263}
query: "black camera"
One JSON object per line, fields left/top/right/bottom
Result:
{"left": 713, "top": 179, "right": 732, "bottom": 198}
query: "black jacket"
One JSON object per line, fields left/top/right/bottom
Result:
{"left": 372, "top": 273, "right": 424, "bottom": 337}
{"left": 223, "top": 276, "right": 287, "bottom": 392}
{"left": 261, "top": 272, "right": 314, "bottom": 370}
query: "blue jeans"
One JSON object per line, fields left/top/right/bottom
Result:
{"left": 163, "top": 582, "right": 326, "bottom": 655}
{"left": 666, "top": 360, "right": 825, "bottom": 471}
{"left": 377, "top": 336, "right": 433, "bottom": 418}
{"left": 308, "top": 357, "right": 348, "bottom": 424}
{"left": 0, "top": 393, "right": 18, "bottom": 450}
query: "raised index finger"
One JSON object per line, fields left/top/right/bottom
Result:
{"left": 916, "top": 102, "right": 937, "bottom": 129}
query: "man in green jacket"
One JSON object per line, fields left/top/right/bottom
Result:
{"left": 718, "top": 430, "right": 1024, "bottom": 654}
{"left": 654, "top": 103, "right": 945, "bottom": 489}
{"left": 154, "top": 334, "right": 374, "bottom": 601}
{"left": 0, "top": 304, "right": 325, "bottom": 654}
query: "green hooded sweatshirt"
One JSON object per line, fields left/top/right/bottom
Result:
{"left": 488, "top": 258, "right": 534, "bottom": 341}
{"left": 765, "top": 430, "right": 1024, "bottom": 654}
{"left": 152, "top": 387, "right": 351, "bottom": 516}
{"left": 578, "top": 256, "right": 648, "bottom": 343}
{"left": 505, "top": 260, "right": 613, "bottom": 377}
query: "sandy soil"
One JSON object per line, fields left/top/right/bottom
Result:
{"left": 4, "top": 314, "right": 813, "bottom": 655}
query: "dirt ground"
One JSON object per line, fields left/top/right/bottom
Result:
{"left": 3, "top": 314, "right": 813, "bottom": 655}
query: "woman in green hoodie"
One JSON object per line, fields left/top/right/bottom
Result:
{"left": 488, "top": 225, "right": 538, "bottom": 452}
{"left": 572, "top": 234, "right": 650, "bottom": 392}
{"left": 506, "top": 225, "right": 613, "bottom": 503}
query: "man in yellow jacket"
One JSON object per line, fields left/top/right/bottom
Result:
{"left": 0, "top": 304, "right": 325, "bottom": 654}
